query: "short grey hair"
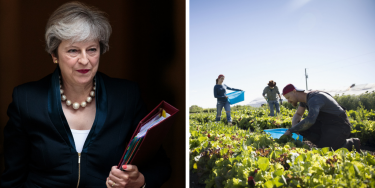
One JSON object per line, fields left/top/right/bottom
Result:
{"left": 45, "top": 1, "right": 112, "bottom": 55}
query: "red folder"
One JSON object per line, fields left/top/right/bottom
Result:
{"left": 117, "top": 101, "right": 179, "bottom": 169}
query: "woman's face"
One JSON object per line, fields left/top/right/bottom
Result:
{"left": 219, "top": 76, "right": 225, "bottom": 83}
{"left": 54, "top": 39, "right": 100, "bottom": 86}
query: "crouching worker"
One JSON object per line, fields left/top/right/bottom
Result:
{"left": 282, "top": 84, "right": 360, "bottom": 152}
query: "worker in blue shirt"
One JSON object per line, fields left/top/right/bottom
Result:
{"left": 214, "top": 74, "right": 241, "bottom": 125}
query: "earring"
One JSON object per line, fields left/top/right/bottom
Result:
{"left": 54, "top": 60, "right": 58, "bottom": 64}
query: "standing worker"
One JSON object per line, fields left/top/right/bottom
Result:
{"left": 262, "top": 80, "right": 282, "bottom": 116}
{"left": 214, "top": 74, "right": 242, "bottom": 125}
{"left": 282, "top": 84, "right": 360, "bottom": 151}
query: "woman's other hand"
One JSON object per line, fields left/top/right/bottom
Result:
{"left": 106, "top": 165, "right": 145, "bottom": 188}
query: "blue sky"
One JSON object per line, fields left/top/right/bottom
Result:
{"left": 189, "top": 0, "right": 375, "bottom": 108}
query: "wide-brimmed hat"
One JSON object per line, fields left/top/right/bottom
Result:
{"left": 282, "top": 84, "right": 305, "bottom": 95}
{"left": 267, "top": 80, "right": 276, "bottom": 87}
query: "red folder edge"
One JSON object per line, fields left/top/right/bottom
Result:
{"left": 117, "top": 100, "right": 179, "bottom": 169}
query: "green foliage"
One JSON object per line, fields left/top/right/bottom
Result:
{"left": 281, "top": 101, "right": 298, "bottom": 110}
{"left": 203, "top": 108, "right": 216, "bottom": 113}
{"left": 275, "top": 135, "right": 309, "bottom": 149}
{"left": 191, "top": 104, "right": 374, "bottom": 145}
{"left": 334, "top": 91, "right": 375, "bottom": 111}
{"left": 190, "top": 105, "right": 204, "bottom": 113}
{"left": 190, "top": 106, "right": 375, "bottom": 187}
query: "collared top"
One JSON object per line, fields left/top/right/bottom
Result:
{"left": 262, "top": 86, "right": 280, "bottom": 101}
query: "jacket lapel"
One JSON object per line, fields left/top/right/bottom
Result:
{"left": 48, "top": 67, "right": 76, "bottom": 152}
{"left": 82, "top": 72, "right": 108, "bottom": 153}
{"left": 47, "top": 67, "right": 108, "bottom": 153}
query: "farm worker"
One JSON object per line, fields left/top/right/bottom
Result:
{"left": 214, "top": 74, "right": 242, "bottom": 125}
{"left": 262, "top": 80, "right": 282, "bottom": 116}
{"left": 282, "top": 84, "right": 360, "bottom": 152}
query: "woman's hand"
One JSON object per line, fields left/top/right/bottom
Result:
{"left": 106, "top": 165, "right": 145, "bottom": 188}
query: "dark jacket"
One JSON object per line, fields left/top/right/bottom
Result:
{"left": 214, "top": 84, "right": 241, "bottom": 102}
{"left": 1, "top": 68, "right": 171, "bottom": 188}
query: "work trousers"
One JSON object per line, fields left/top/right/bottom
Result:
{"left": 299, "top": 111, "right": 352, "bottom": 150}
{"left": 268, "top": 100, "right": 280, "bottom": 116}
{"left": 216, "top": 100, "right": 232, "bottom": 123}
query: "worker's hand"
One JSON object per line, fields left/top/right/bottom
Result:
{"left": 226, "top": 96, "right": 228, "bottom": 98}
{"left": 283, "top": 130, "right": 292, "bottom": 137}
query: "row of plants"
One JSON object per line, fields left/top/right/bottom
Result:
{"left": 190, "top": 91, "right": 375, "bottom": 113}
{"left": 190, "top": 105, "right": 259, "bottom": 114}
{"left": 190, "top": 105, "right": 375, "bottom": 146}
{"left": 190, "top": 120, "right": 375, "bottom": 187}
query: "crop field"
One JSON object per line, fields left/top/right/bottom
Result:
{"left": 189, "top": 106, "right": 375, "bottom": 188}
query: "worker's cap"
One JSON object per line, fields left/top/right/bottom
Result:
{"left": 282, "top": 84, "right": 304, "bottom": 95}
{"left": 218, "top": 74, "right": 224, "bottom": 79}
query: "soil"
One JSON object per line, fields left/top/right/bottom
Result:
{"left": 303, "top": 140, "right": 317, "bottom": 149}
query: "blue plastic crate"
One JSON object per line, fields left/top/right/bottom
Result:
{"left": 227, "top": 91, "right": 244, "bottom": 105}
{"left": 263, "top": 128, "right": 303, "bottom": 141}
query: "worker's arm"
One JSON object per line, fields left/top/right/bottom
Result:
{"left": 288, "top": 104, "right": 320, "bottom": 133}
{"left": 276, "top": 87, "right": 282, "bottom": 103}
{"left": 276, "top": 87, "right": 281, "bottom": 99}
{"left": 263, "top": 95, "right": 267, "bottom": 101}
{"left": 284, "top": 95, "right": 325, "bottom": 136}
{"left": 292, "top": 106, "right": 305, "bottom": 126}
{"left": 262, "top": 87, "right": 268, "bottom": 101}
{"left": 224, "top": 84, "right": 242, "bottom": 91}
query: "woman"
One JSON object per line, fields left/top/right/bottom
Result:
{"left": 1, "top": 2, "right": 170, "bottom": 188}
{"left": 213, "top": 74, "right": 241, "bottom": 125}
{"left": 262, "top": 80, "right": 282, "bottom": 116}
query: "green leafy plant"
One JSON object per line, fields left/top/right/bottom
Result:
{"left": 190, "top": 107, "right": 375, "bottom": 187}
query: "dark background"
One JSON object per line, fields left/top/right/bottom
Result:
{"left": 0, "top": 0, "right": 185, "bottom": 187}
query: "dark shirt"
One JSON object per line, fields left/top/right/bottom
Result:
{"left": 214, "top": 84, "right": 241, "bottom": 102}
{"left": 289, "top": 91, "right": 345, "bottom": 133}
